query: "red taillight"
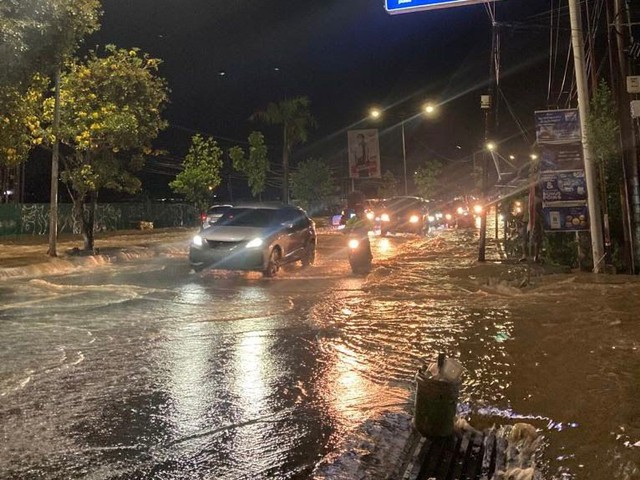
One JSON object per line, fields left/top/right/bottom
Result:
{"left": 200, "top": 213, "right": 207, "bottom": 222}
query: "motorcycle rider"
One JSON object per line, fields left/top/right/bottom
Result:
{"left": 344, "top": 203, "right": 373, "bottom": 261}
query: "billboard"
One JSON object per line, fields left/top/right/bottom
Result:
{"left": 385, "top": 0, "right": 501, "bottom": 15}
{"left": 347, "top": 129, "right": 381, "bottom": 179}
{"left": 535, "top": 108, "right": 589, "bottom": 232}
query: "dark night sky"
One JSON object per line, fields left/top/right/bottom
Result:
{"left": 76, "top": 0, "right": 557, "bottom": 201}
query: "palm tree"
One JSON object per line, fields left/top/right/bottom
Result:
{"left": 252, "top": 96, "right": 316, "bottom": 203}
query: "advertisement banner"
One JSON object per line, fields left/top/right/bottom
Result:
{"left": 541, "top": 170, "right": 587, "bottom": 205}
{"left": 540, "top": 143, "right": 584, "bottom": 171}
{"left": 347, "top": 129, "right": 381, "bottom": 179}
{"left": 543, "top": 205, "right": 590, "bottom": 232}
{"left": 534, "top": 109, "right": 581, "bottom": 145}
{"left": 535, "top": 108, "right": 589, "bottom": 231}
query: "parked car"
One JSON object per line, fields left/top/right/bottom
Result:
{"left": 378, "top": 196, "right": 429, "bottom": 235}
{"left": 189, "top": 203, "right": 317, "bottom": 277}
{"left": 202, "top": 204, "right": 233, "bottom": 227}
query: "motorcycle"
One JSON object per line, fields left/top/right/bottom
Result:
{"left": 346, "top": 232, "right": 372, "bottom": 274}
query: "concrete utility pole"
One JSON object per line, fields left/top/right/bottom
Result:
{"left": 568, "top": 0, "right": 606, "bottom": 273}
{"left": 48, "top": 67, "right": 61, "bottom": 257}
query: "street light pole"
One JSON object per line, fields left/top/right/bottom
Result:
{"left": 401, "top": 119, "right": 408, "bottom": 195}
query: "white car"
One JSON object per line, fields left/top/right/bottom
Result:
{"left": 190, "top": 204, "right": 317, "bottom": 277}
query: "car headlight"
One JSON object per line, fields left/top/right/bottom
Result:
{"left": 380, "top": 213, "right": 390, "bottom": 222}
{"left": 366, "top": 211, "right": 374, "bottom": 220}
{"left": 192, "top": 234, "right": 204, "bottom": 247}
{"left": 348, "top": 238, "right": 360, "bottom": 249}
{"left": 245, "top": 238, "right": 263, "bottom": 248}
{"left": 409, "top": 215, "right": 420, "bottom": 224}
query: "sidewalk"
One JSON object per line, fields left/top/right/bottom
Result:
{"left": 0, "top": 227, "right": 197, "bottom": 279}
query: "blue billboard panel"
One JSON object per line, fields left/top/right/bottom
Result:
{"left": 541, "top": 170, "right": 587, "bottom": 205}
{"left": 534, "top": 109, "right": 582, "bottom": 145}
{"left": 385, "top": 0, "right": 498, "bottom": 15}
{"left": 543, "top": 205, "right": 589, "bottom": 232}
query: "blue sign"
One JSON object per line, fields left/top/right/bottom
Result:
{"left": 541, "top": 170, "right": 588, "bottom": 204}
{"left": 543, "top": 205, "right": 589, "bottom": 232}
{"left": 385, "top": 0, "right": 498, "bottom": 15}
{"left": 534, "top": 109, "right": 582, "bottom": 145}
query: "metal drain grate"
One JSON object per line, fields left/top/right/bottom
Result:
{"left": 415, "top": 429, "right": 506, "bottom": 480}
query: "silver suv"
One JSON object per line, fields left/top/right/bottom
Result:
{"left": 189, "top": 204, "right": 316, "bottom": 277}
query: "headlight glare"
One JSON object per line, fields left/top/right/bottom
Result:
{"left": 409, "top": 215, "right": 420, "bottom": 224}
{"left": 192, "top": 234, "right": 204, "bottom": 247}
{"left": 245, "top": 238, "right": 263, "bottom": 248}
{"left": 348, "top": 239, "right": 360, "bottom": 249}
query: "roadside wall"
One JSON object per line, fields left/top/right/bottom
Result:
{"left": 0, "top": 203, "right": 198, "bottom": 236}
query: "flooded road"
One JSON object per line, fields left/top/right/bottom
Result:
{"left": 1, "top": 230, "right": 639, "bottom": 479}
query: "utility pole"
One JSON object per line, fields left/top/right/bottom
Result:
{"left": 48, "top": 67, "right": 61, "bottom": 257}
{"left": 568, "top": 0, "right": 605, "bottom": 272}
{"left": 478, "top": 12, "right": 499, "bottom": 262}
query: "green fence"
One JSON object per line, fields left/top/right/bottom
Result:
{"left": 0, "top": 202, "right": 199, "bottom": 236}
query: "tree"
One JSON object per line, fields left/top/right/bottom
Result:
{"left": 290, "top": 158, "right": 334, "bottom": 211}
{"left": 2, "top": 0, "right": 102, "bottom": 255}
{"left": 0, "top": 76, "right": 47, "bottom": 168}
{"left": 228, "top": 131, "right": 269, "bottom": 199}
{"left": 378, "top": 170, "right": 398, "bottom": 199}
{"left": 251, "top": 96, "right": 316, "bottom": 203}
{"left": 587, "top": 79, "right": 626, "bottom": 270}
{"left": 170, "top": 134, "right": 224, "bottom": 214}
{"left": 0, "top": 0, "right": 101, "bottom": 89}
{"left": 414, "top": 159, "right": 442, "bottom": 200}
{"left": 42, "top": 45, "right": 169, "bottom": 250}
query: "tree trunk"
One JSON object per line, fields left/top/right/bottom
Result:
{"left": 82, "top": 191, "right": 98, "bottom": 251}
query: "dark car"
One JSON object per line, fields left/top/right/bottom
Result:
{"left": 379, "top": 196, "right": 429, "bottom": 235}
{"left": 189, "top": 204, "right": 316, "bottom": 277}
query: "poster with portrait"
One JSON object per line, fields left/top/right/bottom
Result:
{"left": 347, "top": 129, "right": 381, "bottom": 178}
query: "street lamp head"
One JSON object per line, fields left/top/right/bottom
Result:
{"left": 423, "top": 103, "right": 436, "bottom": 115}
{"left": 369, "top": 108, "right": 382, "bottom": 119}
{"left": 530, "top": 153, "right": 538, "bottom": 160}
{"left": 486, "top": 142, "right": 496, "bottom": 151}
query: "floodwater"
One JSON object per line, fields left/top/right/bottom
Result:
{"left": 0, "top": 229, "right": 638, "bottom": 479}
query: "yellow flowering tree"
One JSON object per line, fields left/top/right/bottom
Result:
{"left": 43, "top": 45, "right": 169, "bottom": 250}
{"left": 0, "top": 75, "right": 47, "bottom": 168}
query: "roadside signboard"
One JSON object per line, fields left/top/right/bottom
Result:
{"left": 543, "top": 205, "right": 590, "bottom": 232}
{"left": 347, "top": 129, "right": 381, "bottom": 179}
{"left": 385, "top": 0, "right": 500, "bottom": 15}
{"left": 541, "top": 170, "right": 587, "bottom": 204}
{"left": 535, "top": 108, "right": 589, "bottom": 232}
{"left": 534, "top": 109, "right": 581, "bottom": 145}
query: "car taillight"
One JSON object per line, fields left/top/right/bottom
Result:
{"left": 200, "top": 213, "right": 207, "bottom": 222}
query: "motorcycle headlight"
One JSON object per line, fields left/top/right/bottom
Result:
{"left": 409, "top": 215, "right": 420, "bottom": 223}
{"left": 245, "top": 238, "right": 263, "bottom": 248}
{"left": 380, "top": 213, "right": 390, "bottom": 222}
{"left": 192, "top": 234, "right": 204, "bottom": 247}
{"left": 348, "top": 239, "right": 360, "bottom": 249}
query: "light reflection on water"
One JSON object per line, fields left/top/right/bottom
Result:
{"left": 1, "top": 230, "right": 639, "bottom": 479}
